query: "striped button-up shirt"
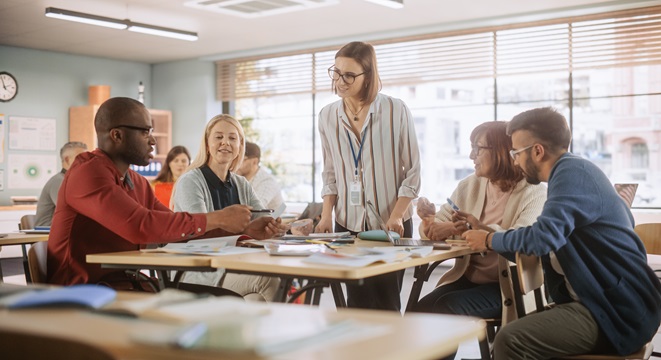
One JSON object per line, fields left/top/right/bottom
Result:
{"left": 319, "top": 93, "right": 421, "bottom": 232}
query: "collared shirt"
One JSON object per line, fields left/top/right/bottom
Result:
{"left": 47, "top": 149, "right": 207, "bottom": 286}
{"left": 250, "top": 167, "right": 284, "bottom": 210}
{"left": 318, "top": 93, "right": 421, "bottom": 232}
{"left": 200, "top": 165, "right": 239, "bottom": 210}
{"left": 35, "top": 168, "right": 66, "bottom": 227}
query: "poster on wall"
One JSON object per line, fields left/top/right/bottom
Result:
{"left": 0, "top": 114, "right": 5, "bottom": 163}
{"left": 7, "top": 154, "right": 57, "bottom": 190}
{"left": 8, "top": 116, "right": 56, "bottom": 151}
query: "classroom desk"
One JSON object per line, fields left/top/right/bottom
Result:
{"left": 0, "top": 232, "right": 49, "bottom": 283}
{"left": 86, "top": 251, "right": 218, "bottom": 289}
{"left": 87, "top": 241, "right": 477, "bottom": 311}
{"left": 0, "top": 287, "right": 485, "bottom": 360}
{"left": 210, "top": 240, "right": 475, "bottom": 310}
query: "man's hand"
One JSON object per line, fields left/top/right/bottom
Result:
{"left": 463, "top": 229, "right": 490, "bottom": 252}
{"left": 416, "top": 197, "right": 436, "bottom": 219}
{"left": 244, "top": 216, "right": 283, "bottom": 240}
{"left": 206, "top": 204, "right": 251, "bottom": 233}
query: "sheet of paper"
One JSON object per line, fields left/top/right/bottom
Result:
{"left": 302, "top": 252, "right": 409, "bottom": 267}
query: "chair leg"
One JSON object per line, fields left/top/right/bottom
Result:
{"left": 479, "top": 335, "right": 492, "bottom": 360}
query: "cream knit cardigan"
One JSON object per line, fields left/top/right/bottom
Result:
{"left": 419, "top": 174, "right": 547, "bottom": 324}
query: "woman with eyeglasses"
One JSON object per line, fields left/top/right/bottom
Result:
{"left": 413, "top": 121, "right": 546, "bottom": 354}
{"left": 316, "top": 41, "right": 421, "bottom": 311}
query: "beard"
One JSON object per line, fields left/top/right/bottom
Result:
{"left": 123, "top": 137, "right": 151, "bottom": 166}
{"left": 523, "top": 155, "right": 541, "bottom": 185}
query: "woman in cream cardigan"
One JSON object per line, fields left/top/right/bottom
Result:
{"left": 414, "top": 121, "right": 546, "bottom": 326}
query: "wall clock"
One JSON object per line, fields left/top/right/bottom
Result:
{"left": 0, "top": 71, "right": 18, "bottom": 102}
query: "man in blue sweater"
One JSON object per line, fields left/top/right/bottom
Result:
{"left": 464, "top": 107, "right": 661, "bottom": 359}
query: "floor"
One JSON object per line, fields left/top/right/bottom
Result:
{"left": 1, "top": 255, "right": 483, "bottom": 359}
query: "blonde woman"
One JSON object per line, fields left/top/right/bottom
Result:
{"left": 172, "top": 114, "right": 282, "bottom": 301}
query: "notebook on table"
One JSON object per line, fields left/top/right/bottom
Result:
{"left": 365, "top": 200, "right": 451, "bottom": 250}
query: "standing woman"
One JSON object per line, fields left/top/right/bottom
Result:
{"left": 317, "top": 41, "right": 421, "bottom": 310}
{"left": 172, "top": 114, "right": 281, "bottom": 302}
{"left": 151, "top": 145, "right": 190, "bottom": 208}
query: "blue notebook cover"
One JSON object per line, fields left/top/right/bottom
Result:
{"left": 5, "top": 284, "right": 116, "bottom": 309}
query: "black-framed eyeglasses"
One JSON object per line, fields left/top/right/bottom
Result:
{"left": 328, "top": 66, "right": 367, "bottom": 85}
{"left": 509, "top": 144, "right": 534, "bottom": 160}
{"left": 470, "top": 145, "right": 492, "bottom": 156}
{"left": 113, "top": 125, "right": 154, "bottom": 137}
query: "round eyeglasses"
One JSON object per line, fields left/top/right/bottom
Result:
{"left": 328, "top": 66, "right": 367, "bottom": 85}
{"left": 470, "top": 145, "right": 492, "bottom": 156}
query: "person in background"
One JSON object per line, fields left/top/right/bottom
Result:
{"left": 235, "top": 141, "right": 285, "bottom": 211}
{"left": 35, "top": 141, "right": 88, "bottom": 227}
{"left": 413, "top": 121, "right": 546, "bottom": 359}
{"left": 172, "top": 114, "right": 283, "bottom": 301}
{"left": 464, "top": 107, "right": 661, "bottom": 359}
{"left": 316, "top": 41, "right": 421, "bottom": 311}
{"left": 47, "top": 97, "right": 281, "bottom": 289}
{"left": 151, "top": 145, "right": 191, "bottom": 208}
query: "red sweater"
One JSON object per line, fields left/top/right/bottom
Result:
{"left": 47, "top": 149, "right": 207, "bottom": 285}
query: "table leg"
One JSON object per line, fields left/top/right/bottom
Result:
{"left": 330, "top": 282, "right": 347, "bottom": 308}
{"left": 21, "top": 244, "right": 31, "bottom": 284}
{"left": 274, "top": 277, "right": 293, "bottom": 303}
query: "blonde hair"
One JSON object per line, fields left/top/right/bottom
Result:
{"left": 188, "top": 114, "right": 246, "bottom": 172}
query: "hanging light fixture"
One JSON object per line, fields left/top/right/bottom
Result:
{"left": 44, "top": 7, "right": 198, "bottom": 41}
{"left": 364, "top": 0, "right": 404, "bottom": 9}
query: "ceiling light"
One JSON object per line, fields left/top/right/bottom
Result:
{"left": 45, "top": 7, "right": 127, "bottom": 29}
{"left": 364, "top": 0, "right": 404, "bottom": 9}
{"left": 44, "top": 7, "right": 198, "bottom": 41}
{"left": 128, "top": 23, "right": 198, "bottom": 41}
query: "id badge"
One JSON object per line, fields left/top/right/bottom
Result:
{"left": 350, "top": 180, "right": 362, "bottom": 206}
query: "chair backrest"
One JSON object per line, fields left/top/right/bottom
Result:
{"left": 635, "top": 223, "right": 661, "bottom": 255}
{"left": 28, "top": 241, "right": 48, "bottom": 284}
{"left": 19, "top": 214, "right": 36, "bottom": 231}
{"left": 513, "top": 252, "right": 547, "bottom": 316}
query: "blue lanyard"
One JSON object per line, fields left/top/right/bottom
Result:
{"left": 346, "top": 129, "right": 367, "bottom": 178}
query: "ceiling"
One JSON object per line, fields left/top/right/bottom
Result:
{"left": 1, "top": 0, "right": 661, "bottom": 64}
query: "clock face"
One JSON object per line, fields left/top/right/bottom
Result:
{"left": 0, "top": 72, "right": 18, "bottom": 102}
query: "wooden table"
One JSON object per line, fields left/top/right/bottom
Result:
{"left": 210, "top": 239, "right": 475, "bottom": 310}
{"left": 87, "top": 240, "right": 477, "bottom": 311}
{"left": 0, "top": 232, "right": 49, "bottom": 283}
{"left": 0, "top": 286, "right": 486, "bottom": 360}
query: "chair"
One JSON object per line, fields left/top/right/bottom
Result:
{"left": 636, "top": 223, "right": 661, "bottom": 257}
{"left": 18, "top": 214, "right": 37, "bottom": 282}
{"left": 510, "top": 252, "right": 654, "bottom": 360}
{"left": 27, "top": 241, "right": 48, "bottom": 284}
{"left": 479, "top": 253, "right": 546, "bottom": 360}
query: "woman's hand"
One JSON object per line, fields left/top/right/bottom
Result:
{"left": 416, "top": 197, "right": 436, "bottom": 219}
{"left": 386, "top": 216, "right": 404, "bottom": 237}
{"left": 315, "top": 215, "right": 333, "bottom": 233}
{"left": 425, "top": 221, "right": 461, "bottom": 240}
{"left": 452, "top": 210, "right": 486, "bottom": 231}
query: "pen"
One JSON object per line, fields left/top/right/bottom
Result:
{"left": 305, "top": 239, "right": 327, "bottom": 244}
{"left": 324, "top": 243, "right": 338, "bottom": 253}
{"left": 250, "top": 209, "right": 274, "bottom": 213}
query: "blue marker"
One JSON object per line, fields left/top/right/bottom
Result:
{"left": 446, "top": 198, "right": 460, "bottom": 212}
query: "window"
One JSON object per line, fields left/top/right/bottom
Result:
{"left": 218, "top": 6, "right": 661, "bottom": 208}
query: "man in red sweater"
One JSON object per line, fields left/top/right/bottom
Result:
{"left": 47, "top": 97, "right": 281, "bottom": 288}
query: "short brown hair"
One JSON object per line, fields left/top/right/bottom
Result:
{"left": 507, "top": 107, "right": 571, "bottom": 154}
{"left": 471, "top": 121, "right": 523, "bottom": 191}
{"left": 244, "top": 141, "right": 261, "bottom": 160}
{"left": 334, "top": 41, "right": 382, "bottom": 103}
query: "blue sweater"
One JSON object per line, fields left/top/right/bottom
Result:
{"left": 492, "top": 153, "right": 661, "bottom": 355}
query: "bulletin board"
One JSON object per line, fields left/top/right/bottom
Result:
{"left": 8, "top": 116, "right": 56, "bottom": 151}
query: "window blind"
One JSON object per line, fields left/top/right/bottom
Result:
{"left": 216, "top": 6, "right": 661, "bottom": 101}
